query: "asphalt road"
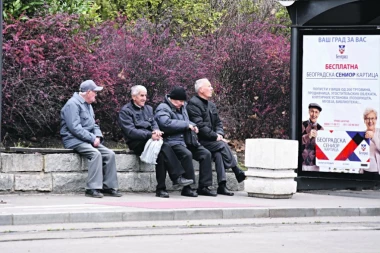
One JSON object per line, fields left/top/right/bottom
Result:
{"left": 1, "top": 217, "right": 379, "bottom": 253}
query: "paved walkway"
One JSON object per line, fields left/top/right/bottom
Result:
{"left": 0, "top": 190, "right": 379, "bottom": 226}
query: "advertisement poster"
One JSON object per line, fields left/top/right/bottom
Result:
{"left": 302, "top": 35, "right": 380, "bottom": 174}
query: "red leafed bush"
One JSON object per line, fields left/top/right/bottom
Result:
{"left": 2, "top": 14, "right": 290, "bottom": 144}
{"left": 212, "top": 22, "right": 291, "bottom": 140}
{"left": 2, "top": 14, "right": 113, "bottom": 139}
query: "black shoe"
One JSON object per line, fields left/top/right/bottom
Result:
{"left": 181, "top": 186, "right": 198, "bottom": 197}
{"left": 197, "top": 186, "right": 217, "bottom": 197}
{"left": 173, "top": 176, "right": 194, "bottom": 187}
{"left": 217, "top": 184, "right": 234, "bottom": 196}
{"left": 156, "top": 189, "right": 169, "bottom": 198}
{"left": 85, "top": 189, "right": 103, "bottom": 198}
{"left": 236, "top": 172, "right": 247, "bottom": 183}
{"left": 100, "top": 188, "right": 122, "bottom": 197}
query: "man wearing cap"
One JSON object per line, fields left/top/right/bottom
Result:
{"left": 155, "top": 87, "right": 216, "bottom": 197}
{"left": 301, "top": 103, "right": 324, "bottom": 171}
{"left": 187, "top": 78, "right": 246, "bottom": 196}
{"left": 118, "top": 85, "right": 193, "bottom": 198}
{"left": 60, "top": 80, "right": 121, "bottom": 198}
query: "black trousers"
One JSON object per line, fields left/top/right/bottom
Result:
{"left": 171, "top": 144, "right": 213, "bottom": 188}
{"left": 201, "top": 140, "right": 242, "bottom": 183}
{"left": 129, "top": 140, "right": 185, "bottom": 190}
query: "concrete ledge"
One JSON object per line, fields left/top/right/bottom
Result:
{"left": 2, "top": 207, "right": 379, "bottom": 225}
{"left": 0, "top": 149, "right": 243, "bottom": 193}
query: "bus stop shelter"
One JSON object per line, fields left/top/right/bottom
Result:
{"left": 285, "top": 0, "right": 380, "bottom": 190}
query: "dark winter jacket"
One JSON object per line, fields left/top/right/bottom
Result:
{"left": 187, "top": 95, "right": 224, "bottom": 141}
{"left": 118, "top": 101, "right": 159, "bottom": 147}
{"left": 155, "top": 95, "right": 195, "bottom": 146}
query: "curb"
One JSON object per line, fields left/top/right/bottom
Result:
{"left": 1, "top": 207, "right": 380, "bottom": 226}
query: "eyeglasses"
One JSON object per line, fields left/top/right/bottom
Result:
{"left": 365, "top": 117, "right": 377, "bottom": 121}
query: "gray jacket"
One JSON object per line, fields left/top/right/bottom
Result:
{"left": 60, "top": 92, "right": 103, "bottom": 149}
{"left": 155, "top": 95, "right": 195, "bottom": 146}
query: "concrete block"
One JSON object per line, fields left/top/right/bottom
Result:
{"left": 123, "top": 211, "right": 174, "bottom": 221}
{"left": 245, "top": 139, "right": 298, "bottom": 169}
{"left": 315, "top": 207, "right": 360, "bottom": 217}
{"left": 118, "top": 172, "right": 153, "bottom": 192}
{"left": 133, "top": 172, "right": 153, "bottom": 192}
{"left": 0, "top": 214, "right": 12, "bottom": 225}
{"left": 244, "top": 177, "right": 296, "bottom": 198}
{"left": 246, "top": 168, "right": 297, "bottom": 178}
{"left": 14, "top": 174, "right": 53, "bottom": 191}
{"left": 139, "top": 161, "right": 155, "bottom": 172}
{"left": 117, "top": 173, "right": 134, "bottom": 191}
{"left": 1, "top": 153, "right": 43, "bottom": 172}
{"left": 13, "top": 213, "right": 70, "bottom": 225}
{"left": 116, "top": 154, "right": 139, "bottom": 172}
{"left": 69, "top": 211, "right": 123, "bottom": 223}
{"left": 223, "top": 208, "right": 269, "bottom": 219}
{"left": 0, "top": 174, "right": 14, "bottom": 191}
{"left": 359, "top": 207, "right": 380, "bottom": 216}
{"left": 45, "top": 153, "right": 82, "bottom": 172}
{"left": 174, "top": 209, "right": 223, "bottom": 220}
{"left": 52, "top": 173, "right": 87, "bottom": 192}
{"left": 269, "top": 208, "right": 316, "bottom": 218}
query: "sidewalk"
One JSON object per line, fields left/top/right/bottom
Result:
{"left": 1, "top": 190, "right": 379, "bottom": 226}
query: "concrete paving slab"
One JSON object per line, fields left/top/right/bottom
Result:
{"left": 0, "top": 191, "right": 379, "bottom": 225}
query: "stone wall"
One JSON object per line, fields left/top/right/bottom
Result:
{"left": 0, "top": 151, "right": 243, "bottom": 193}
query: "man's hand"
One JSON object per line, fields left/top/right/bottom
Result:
{"left": 189, "top": 124, "right": 197, "bottom": 132}
{"left": 93, "top": 137, "right": 101, "bottom": 147}
{"left": 365, "top": 130, "right": 374, "bottom": 139}
{"left": 216, "top": 134, "right": 223, "bottom": 141}
{"left": 152, "top": 132, "right": 162, "bottom": 140}
{"left": 194, "top": 126, "right": 199, "bottom": 134}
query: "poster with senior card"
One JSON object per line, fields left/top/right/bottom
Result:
{"left": 301, "top": 35, "right": 380, "bottom": 174}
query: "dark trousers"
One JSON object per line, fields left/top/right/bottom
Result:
{"left": 129, "top": 140, "right": 185, "bottom": 190}
{"left": 171, "top": 144, "right": 213, "bottom": 188}
{"left": 201, "top": 140, "right": 242, "bottom": 183}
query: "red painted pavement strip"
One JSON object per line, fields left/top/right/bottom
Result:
{"left": 88, "top": 201, "right": 264, "bottom": 209}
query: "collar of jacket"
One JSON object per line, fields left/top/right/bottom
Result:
{"left": 195, "top": 95, "right": 209, "bottom": 105}
{"left": 130, "top": 100, "right": 144, "bottom": 110}
{"left": 164, "top": 94, "right": 186, "bottom": 112}
{"left": 73, "top": 92, "right": 86, "bottom": 104}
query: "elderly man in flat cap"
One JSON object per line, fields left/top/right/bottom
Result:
{"left": 155, "top": 86, "right": 216, "bottom": 197}
{"left": 301, "top": 103, "right": 324, "bottom": 171}
{"left": 60, "top": 80, "right": 121, "bottom": 198}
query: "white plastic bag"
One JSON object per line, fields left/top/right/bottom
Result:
{"left": 140, "top": 139, "right": 163, "bottom": 164}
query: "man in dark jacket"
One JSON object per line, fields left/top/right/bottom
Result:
{"left": 155, "top": 87, "right": 216, "bottom": 197}
{"left": 187, "top": 78, "right": 246, "bottom": 196}
{"left": 60, "top": 80, "right": 121, "bottom": 198}
{"left": 118, "top": 85, "right": 193, "bottom": 198}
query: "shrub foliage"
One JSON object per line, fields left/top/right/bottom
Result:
{"left": 2, "top": 14, "right": 290, "bottom": 144}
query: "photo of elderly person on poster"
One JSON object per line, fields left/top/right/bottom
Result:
{"left": 302, "top": 103, "right": 324, "bottom": 171}
{"left": 362, "top": 108, "right": 380, "bottom": 175}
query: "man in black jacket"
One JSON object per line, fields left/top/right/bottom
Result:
{"left": 187, "top": 78, "right": 246, "bottom": 196}
{"left": 155, "top": 87, "right": 216, "bottom": 197}
{"left": 118, "top": 85, "right": 193, "bottom": 198}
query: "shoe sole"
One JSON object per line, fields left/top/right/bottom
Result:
{"left": 85, "top": 194, "right": 103, "bottom": 198}
{"left": 181, "top": 193, "right": 198, "bottom": 197}
{"left": 156, "top": 194, "right": 169, "bottom": 198}
{"left": 101, "top": 193, "right": 122, "bottom": 197}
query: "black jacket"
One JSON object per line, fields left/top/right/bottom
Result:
{"left": 118, "top": 101, "right": 159, "bottom": 146}
{"left": 187, "top": 95, "right": 224, "bottom": 141}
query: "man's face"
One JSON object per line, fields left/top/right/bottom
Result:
{"left": 171, "top": 99, "right": 185, "bottom": 109}
{"left": 132, "top": 91, "right": 147, "bottom": 107}
{"left": 85, "top": 90, "right": 97, "bottom": 104}
{"left": 199, "top": 81, "right": 213, "bottom": 99}
{"left": 309, "top": 108, "right": 320, "bottom": 123}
